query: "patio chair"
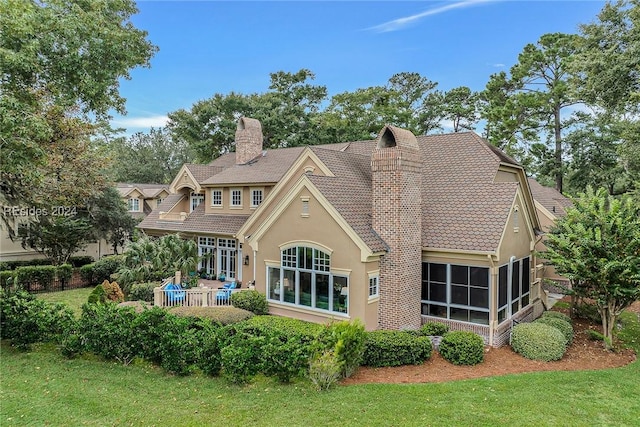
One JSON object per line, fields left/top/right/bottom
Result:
{"left": 215, "top": 281, "right": 237, "bottom": 304}
{"left": 165, "top": 282, "right": 186, "bottom": 303}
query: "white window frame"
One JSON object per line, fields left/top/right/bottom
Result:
{"left": 368, "top": 273, "right": 379, "bottom": 300}
{"left": 250, "top": 188, "right": 264, "bottom": 208}
{"left": 211, "top": 189, "right": 222, "bottom": 207}
{"left": 128, "top": 198, "right": 140, "bottom": 212}
{"left": 230, "top": 188, "right": 242, "bottom": 208}
{"left": 190, "top": 192, "right": 204, "bottom": 212}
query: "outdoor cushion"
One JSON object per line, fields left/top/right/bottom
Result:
{"left": 165, "top": 283, "right": 186, "bottom": 302}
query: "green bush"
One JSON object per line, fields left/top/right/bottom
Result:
{"left": 79, "top": 263, "right": 95, "bottom": 285}
{"left": 0, "top": 258, "right": 52, "bottom": 270}
{"left": 132, "top": 306, "right": 173, "bottom": 363}
{"left": 574, "top": 301, "right": 602, "bottom": 323}
{"left": 68, "top": 256, "right": 94, "bottom": 268}
{"left": 309, "top": 350, "right": 342, "bottom": 391}
{"left": 57, "top": 264, "right": 73, "bottom": 286}
{"left": 535, "top": 316, "right": 574, "bottom": 345}
{"left": 1, "top": 270, "right": 15, "bottom": 290}
{"left": 363, "top": 330, "right": 432, "bottom": 367}
{"left": 128, "top": 282, "right": 158, "bottom": 302}
{"left": 171, "top": 306, "right": 254, "bottom": 325}
{"left": 102, "top": 280, "right": 125, "bottom": 303}
{"left": 511, "top": 322, "right": 567, "bottom": 361}
{"left": 317, "top": 320, "right": 366, "bottom": 378}
{"left": 541, "top": 311, "right": 572, "bottom": 324}
{"left": 92, "top": 255, "right": 124, "bottom": 283}
{"left": 439, "top": 331, "right": 485, "bottom": 366}
{"left": 80, "top": 303, "right": 140, "bottom": 365}
{"left": 198, "top": 329, "right": 223, "bottom": 377}
{"left": 15, "top": 265, "right": 56, "bottom": 290}
{"left": 231, "top": 290, "right": 269, "bottom": 315}
{"left": 418, "top": 322, "right": 450, "bottom": 336}
{"left": 220, "top": 326, "right": 266, "bottom": 383}
{"left": 245, "top": 315, "right": 324, "bottom": 339}
{"left": 87, "top": 284, "right": 107, "bottom": 304}
{"left": 158, "top": 316, "right": 211, "bottom": 376}
{"left": 0, "top": 289, "right": 75, "bottom": 350}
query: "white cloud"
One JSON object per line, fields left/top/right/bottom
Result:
{"left": 492, "top": 63, "right": 505, "bottom": 68}
{"left": 368, "top": 0, "right": 497, "bottom": 33}
{"left": 112, "top": 115, "right": 169, "bottom": 129}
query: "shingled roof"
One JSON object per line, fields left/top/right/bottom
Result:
{"left": 527, "top": 178, "right": 572, "bottom": 217}
{"left": 117, "top": 182, "right": 169, "bottom": 198}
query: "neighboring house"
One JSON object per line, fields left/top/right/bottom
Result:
{"left": 527, "top": 177, "right": 573, "bottom": 289}
{"left": 116, "top": 183, "right": 170, "bottom": 219}
{"left": 139, "top": 117, "right": 546, "bottom": 346}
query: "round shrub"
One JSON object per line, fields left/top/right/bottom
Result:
{"left": 418, "top": 322, "right": 449, "bottom": 336}
{"left": 363, "top": 330, "right": 432, "bottom": 367}
{"left": 438, "top": 331, "right": 485, "bottom": 366}
{"left": 541, "top": 310, "right": 572, "bottom": 324}
{"left": 230, "top": 290, "right": 269, "bottom": 315}
{"left": 511, "top": 322, "right": 567, "bottom": 361}
{"left": 87, "top": 284, "right": 107, "bottom": 304}
{"left": 535, "top": 316, "right": 574, "bottom": 345}
{"left": 128, "top": 282, "right": 158, "bottom": 302}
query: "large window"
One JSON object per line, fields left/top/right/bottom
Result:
{"left": 498, "top": 256, "right": 531, "bottom": 323}
{"left": 421, "top": 263, "right": 490, "bottom": 325}
{"left": 251, "top": 188, "right": 263, "bottom": 208}
{"left": 128, "top": 198, "right": 140, "bottom": 212}
{"left": 211, "top": 190, "right": 222, "bottom": 207}
{"left": 190, "top": 192, "right": 204, "bottom": 212}
{"left": 267, "top": 246, "right": 347, "bottom": 314}
{"left": 217, "top": 238, "right": 237, "bottom": 280}
{"left": 198, "top": 237, "right": 216, "bottom": 276}
{"left": 230, "top": 188, "right": 242, "bottom": 207}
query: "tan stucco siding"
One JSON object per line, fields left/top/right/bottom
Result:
{"left": 497, "top": 192, "right": 535, "bottom": 264}
{"left": 494, "top": 170, "right": 518, "bottom": 183}
{"left": 249, "top": 186, "right": 378, "bottom": 329}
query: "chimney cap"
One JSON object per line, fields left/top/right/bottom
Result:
{"left": 237, "top": 117, "right": 262, "bottom": 132}
{"left": 376, "top": 125, "right": 419, "bottom": 150}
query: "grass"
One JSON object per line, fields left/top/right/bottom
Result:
{"left": 4, "top": 291, "right": 636, "bottom": 426}
{"left": 36, "top": 287, "right": 93, "bottom": 317}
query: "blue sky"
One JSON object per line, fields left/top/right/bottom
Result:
{"left": 112, "top": 0, "right": 606, "bottom": 134}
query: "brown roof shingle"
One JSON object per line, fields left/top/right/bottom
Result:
{"left": 527, "top": 178, "right": 572, "bottom": 217}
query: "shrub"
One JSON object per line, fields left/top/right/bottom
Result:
{"left": 317, "top": 320, "right": 366, "bottom": 378}
{"left": 1, "top": 270, "right": 15, "bottom": 290}
{"left": 102, "top": 280, "right": 124, "bottom": 303}
{"left": 128, "top": 282, "right": 159, "bottom": 302}
{"left": 260, "top": 327, "right": 313, "bottom": 383}
{"left": 132, "top": 306, "right": 173, "bottom": 363}
{"left": 220, "top": 326, "right": 266, "bottom": 383}
{"left": 92, "top": 255, "right": 124, "bottom": 283}
{"left": 198, "top": 329, "right": 223, "bottom": 377}
{"left": 418, "top": 322, "right": 450, "bottom": 336}
{"left": 541, "top": 311, "right": 572, "bottom": 324}
{"left": 80, "top": 303, "right": 140, "bottom": 365}
{"left": 574, "top": 301, "right": 602, "bottom": 323}
{"left": 79, "top": 263, "right": 95, "bottom": 285}
{"left": 171, "top": 306, "right": 254, "bottom": 325}
{"left": 158, "top": 316, "right": 210, "bottom": 376}
{"left": 309, "top": 350, "right": 342, "bottom": 391}
{"left": 439, "top": 331, "right": 485, "bottom": 366}
{"left": 0, "top": 289, "right": 76, "bottom": 350}
{"left": 511, "top": 322, "right": 567, "bottom": 361}
{"left": 535, "top": 316, "right": 574, "bottom": 345}
{"left": 68, "top": 256, "right": 94, "bottom": 268}
{"left": 231, "top": 290, "right": 269, "bottom": 315}
{"left": 363, "top": 330, "right": 432, "bottom": 367}
{"left": 15, "top": 265, "right": 56, "bottom": 290}
{"left": 245, "top": 315, "right": 324, "bottom": 339}
{"left": 87, "top": 284, "right": 107, "bottom": 304}
{"left": 57, "top": 264, "right": 73, "bottom": 286}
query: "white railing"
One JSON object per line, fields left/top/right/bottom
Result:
{"left": 153, "top": 282, "right": 247, "bottom": 308}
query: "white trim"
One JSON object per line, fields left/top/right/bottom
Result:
{"left": 229, "top": 187, "right": 243, "bottom": 209}
{"left": 250, "top": 187, "right": 264, "bottom": 208}
{"left": 210, "top": 189, "right": 223, "bottom": 208}
{"left": 169, "top": 165, "right": 201, "bottom": 194}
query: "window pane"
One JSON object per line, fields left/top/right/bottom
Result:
{"left": 522, "top": 257, "right": 530, "bottom": 294}
{"left": 451, "top": 265, "right": 468, "bottom": 285}
{"left": 299, "top": 271, "right": 312, "bottom": 306}
{"left": 470, "top": 267, "right": 489, "bottom": 288}
{"left": 450, "top": 307, "right": 469, "bottom": 322}
{"left": 521, "top": 294, "right": 530, "bottom": 308}
{"left": 430, "top": 283, "right": 446, "bottom": 302}
{"left": 499, "top": 265, "right": 508, "bottom": 307}
{"left": 424, "top": 304, "right": 447, "bottom": 318}
{"left": 421, "top": 279, "right": 429, "bottom": 300}
{"left": 451, "top": 285, "right": 468, "bottom": 305}
{"left": 469, "top": 310, "right": 489, "bottom": 325}
{"left": 315, "top": 273, "right": 329, "bottom": 310}
{"left": 498, "top": 308, "right": 508, "bottom": 323}
{"left": 283, "top": 269, "right": 295, "bottom": 303}
{"left": 429, "top": 263, "right": 446, "bottom": 283}
{"left": 333, "top": 276, "right": 348, "bottom": 313}
{"left": 268, "top": 267, "right": 281, "bottom": 301}
{"left": 512, "top": 300, "right": 519, "bottom": 313}
{"left": 470, "top": 288, "right": 488, "bottom": 308}
{"left": 511, "top": 260, "right": 520, "bottom": 300}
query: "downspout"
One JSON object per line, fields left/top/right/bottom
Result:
{"left": 487, "top": 254, "right": 496, "bottom": 347}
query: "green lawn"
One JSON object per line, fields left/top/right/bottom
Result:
{"left": 36, "top": 287, "right": 93, "bottom": 317}
{"left": 3, "top": 291, "right": 637, "bottom": 426}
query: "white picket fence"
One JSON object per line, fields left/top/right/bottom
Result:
{"left": 153, "top": 279, "right": 246, "bottom": 308}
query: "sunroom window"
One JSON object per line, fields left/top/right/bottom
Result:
{"left": 267, "top": 246, "right": 347, "bottom": 314}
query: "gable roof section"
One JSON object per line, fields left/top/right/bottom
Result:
{"left": 527, "top": 178, "right": 572, "bottom": 217}
{"left": 117, "top": 183, "right": 170, "bottom": 199}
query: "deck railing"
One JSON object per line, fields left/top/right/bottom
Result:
{"left": 153, "top": 280, "right": 247, "bottom": 308}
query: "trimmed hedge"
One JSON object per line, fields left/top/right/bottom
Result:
{"left": 418, "top": 322, "right": 450, "bottom": 336}
{"left": 244, "top": 315, "right": 324, "bottom": 339}
{"left": 1, "top": 270, "right": 15, "bottom": 290}
{"left": 541, "top": 311, "right": 572, "bottom": 324}
{"left": 511, "top": 322, "right": 567, "bottom": 361}
{"left": 57, "top": 264, "right": 73, "bottom": 285}
{"left": 92, "top": 255, "right": 124, "bottom": 283}
{"left": 439, "top": 331, "right": 485, "bottom": 366}
{"left": 535, "top": 316, "right": 574, "bottom": 345}
{"left": 128, "top": 282, "right": 158, "bottom": 302}
{"left": 170, "top": 306, "right": 254, "bottom": 325}
{"left": 15, "top": 265, "right": 57, "bottom": 290}
{"left": 231, "top": 290, "right": 269, "bottom": 315}
{"left": 79, "top": 263, "right": 95, "bottom": 285}
{"left": 0, "top": 256, "right": 93, "bottom": 271}
{"left": 363, "top": 330, "right": 432, "bottom": 367}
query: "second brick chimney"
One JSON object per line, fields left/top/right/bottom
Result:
{"left": 235, "top": 117, "right": 263, "bottom": 165}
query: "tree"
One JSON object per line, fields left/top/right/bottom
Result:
{"left": 543, "top": 187, "right": 640, "bottom": 349}
{"left": 482, "top": 33, "right": 581, "bottom": 193}
{"left": 107, "top": 128, "right": 193, "bottom": 184}
{"left": 439, "top": 86, "right": 481, "bottom": 132}
{"left": 0, "top": 0, "right": 157, "bottom": 231}
{"left": 89, "top": 187, "right": 138, "bottom": 254}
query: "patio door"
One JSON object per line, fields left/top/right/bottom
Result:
{"left": 218, "top": 238, "right": 237, "bottom": 281}
{"left": 198, "top": 237, "right": 216, "bottom": 276}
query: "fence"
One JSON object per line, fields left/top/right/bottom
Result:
{"left": 7, "top": 270, "right": 91, "bottom": 294}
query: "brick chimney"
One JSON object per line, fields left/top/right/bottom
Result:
{"left": 235, "top": 117, "right": 263, "bottom": 165}
{"left": 371, "top": 125, "right": 423, "bottom": 330}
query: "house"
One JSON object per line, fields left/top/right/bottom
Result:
{"left": 116, "top": 183, "right": 170, "bottom": 219}
{"left": 527, "top": 177, "right": 573, "bottom": 290}
{"left": 139, "top": 117, "right": 546, "bottom": 346}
